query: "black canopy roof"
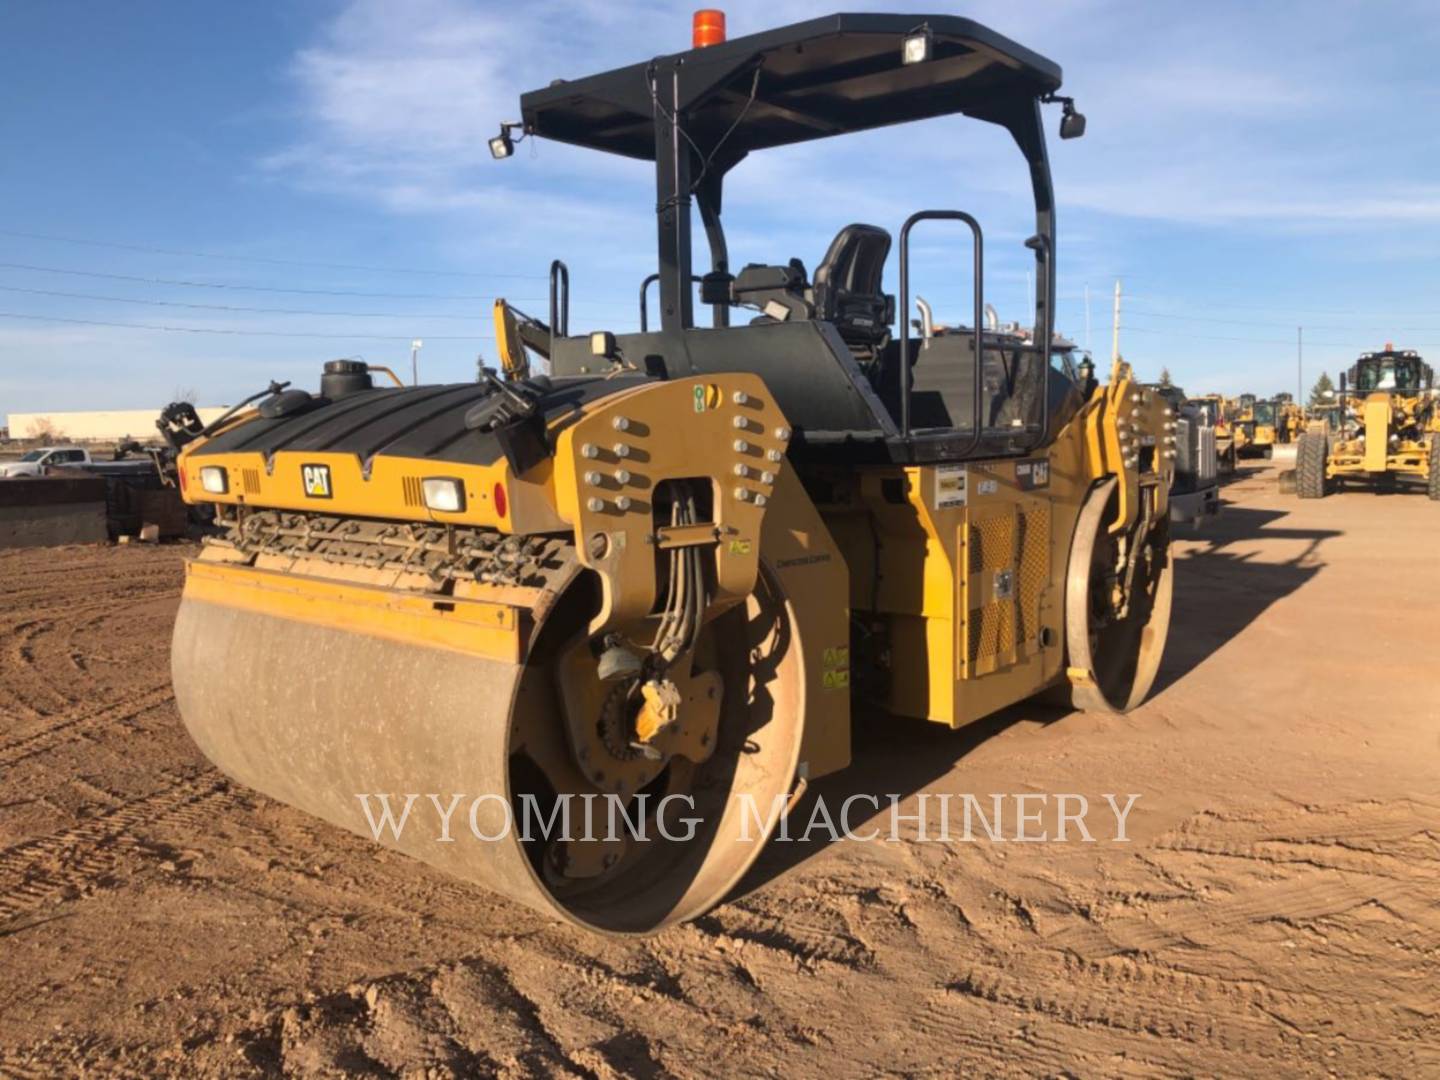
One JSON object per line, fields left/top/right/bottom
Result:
{"left": 520, "top": 13, "right": 1063, "bottom": 163}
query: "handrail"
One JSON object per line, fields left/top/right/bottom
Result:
{"left": 640, "top": 273, "right": 704, "bottom": 333}
{"left": 548, "top": 260, "right": 569, "bottom": 352}
{"left": 898, "top": 211, "right": 983, "bottom": 452}
{"left": 639, "top": 273, "right": 659, "bottom": 333}
{"left": 1023, "top": 231, "right": 1052, "bottom": 453}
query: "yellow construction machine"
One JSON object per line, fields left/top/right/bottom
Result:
{"left": 1250, "top": 399, "right": 1280, "bottom": 457}
{"left": 1188, "top": 394, "right": 1241, "bottom": 473}
{"left": 1278, "top": 400, "right": 1306, "bottom": 444}
{"left": 170, "top": 13, "right": 1176, "bottom": 933}
{"left": 1307, "top": 401, "right": 1343, "bottom": 436}
{"left": 1296, "top": 347, "right": 1439, "bottom": 498}
{"left": 1229, "top": 394, "right": 1276, "bottom": 458}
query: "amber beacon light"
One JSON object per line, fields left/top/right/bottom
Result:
{"left": 693, "top": 9, "right": 726, "bottom": 47}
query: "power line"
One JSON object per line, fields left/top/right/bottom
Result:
{"left": 0, "top": 227, "right": 546, "bottom": 280}
{"left": 0, "top": 311, "right": 493, "bottom": 342}
{"left": 0, "top": 261, "right": 503, "bottom": 301}
{"left": 1123, "top": 303, "right": 1440, "bottom": 334}
{"left": 0, "top": 283, "right": 495, "bottom": 321}
{"left": 1063, "top": 284, "right": 1439, "bottom": 319}
{"left": 1122, "top": 324, "right": 1440, "bottom": 349}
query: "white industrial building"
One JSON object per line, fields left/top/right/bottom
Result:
{"left": 6, "top": 407, "right": 230, "bottom": 443}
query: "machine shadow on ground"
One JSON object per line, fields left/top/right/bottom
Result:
{"left": 731, "top": 700, "right": 1046, "bottom": 900}
{"left": 1158, "top": 504, "right": 1340, "bottom": 694}
{"left": 732, "top": 502, "right": 1342, "bottom": 902}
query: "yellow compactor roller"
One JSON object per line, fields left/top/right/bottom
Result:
{"left": 171, "top": 13, "right": 1176, "bottom": 933}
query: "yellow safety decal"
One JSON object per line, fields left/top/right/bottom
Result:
{"left": 822, "top": 646, "right": 850, "bottom": 690}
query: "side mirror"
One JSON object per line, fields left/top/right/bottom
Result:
{"left": 1060, "top": 109, "right": 1087, "bottom": 139}
{"left": 699, "top": 271, "right": 733, "bottom": 306}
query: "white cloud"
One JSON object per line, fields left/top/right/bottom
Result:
{"left": 269, "top": 0, "right": 1440, "bottom": 239}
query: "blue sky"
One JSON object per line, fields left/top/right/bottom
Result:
{"left": 3, "top": 0, "right": 1439, "bottom": 413}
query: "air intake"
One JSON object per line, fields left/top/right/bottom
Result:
{"left": 320, "top": 359, "right": 373, "bottom": 399}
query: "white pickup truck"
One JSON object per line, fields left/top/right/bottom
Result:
{"left": 0, "top": 446, "right": 94, "bottom": 478}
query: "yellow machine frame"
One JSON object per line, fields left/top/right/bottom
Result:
{"left": 1322, "top": 392, "right": 1435, "bottom": 480}
{"left": 178, "top": 360, "right": 1170, "bottom": 781}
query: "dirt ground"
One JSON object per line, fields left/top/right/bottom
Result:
{"left": 1, "top": 462, "right": 1436, "bottom": 1078}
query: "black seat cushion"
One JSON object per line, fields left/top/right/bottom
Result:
{"left": 813, "top": 224, "right": 895, "bottom": 347}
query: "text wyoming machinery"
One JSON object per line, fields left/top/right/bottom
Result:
{"left": 1296, "top": 347, "right": 1439, "bottom": 499}
{"left": 169, "top": 13, "right": 1177, "bottom": 933}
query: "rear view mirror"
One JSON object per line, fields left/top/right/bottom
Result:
{"left": 1043, "top": 93, "right": 1087, "bottom": 140}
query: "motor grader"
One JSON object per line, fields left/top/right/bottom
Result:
{"left": 169, "top": 13, "right": 1176, "bottom": 933}
{"left": 1296, "top": 347, "right": 1439, "bottom": 499}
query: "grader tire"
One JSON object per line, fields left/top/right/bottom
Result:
{"left": 1296, "top": 432, "right": 1328, "bottom": 499}
{"left": 1429, "top": 436, "right": 1440, "bottom": 501}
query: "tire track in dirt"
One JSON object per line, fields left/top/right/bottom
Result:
{"left": 0, "top": 770, "right": 229, "bottom": 921}
{"left": 0, "top": 1035, "right": 156, "bottom": 1080}
{"left": 691, "top": 904, "right": 876, "bottom": 972}
{"left": 0, "top": 575, "right": 181, "bottom": 723}
{"left": 921, "top": 951, "right": 1428, "bottom": 1076}
{"left": 0, "top": 684, "right": 176, "bottom": 770}
{"left": 233, "top": 946, "right": 640, "bottom": 1078}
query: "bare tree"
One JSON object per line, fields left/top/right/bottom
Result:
{"left": 30, "top": 417, "right": 64, "bottom": 442}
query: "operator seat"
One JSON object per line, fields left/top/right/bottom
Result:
{"left": 812, "top": 224, "right": 895, "bottom": 352}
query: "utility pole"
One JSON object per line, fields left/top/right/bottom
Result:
{"left": 1084, "top": 283, "right": 1092, "bottom": 354}
{"left": 1111, "top": 279, "right": 1122, "bottom": 363}
{"left": 410, "top": 339, "right": 423, "bottom": 386}
{"left": 1297, "top": 327, "right": 1303, "bottom": 403}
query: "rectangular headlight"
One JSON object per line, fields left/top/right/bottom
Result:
{"left": 902, "top": 32, "right": 931, "bottom": 65}
{"left": 199, "top": 466, "right": 228, "bottom": 494}
{"left": 422, "top": 477, "right": 465, "bottom": 513}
